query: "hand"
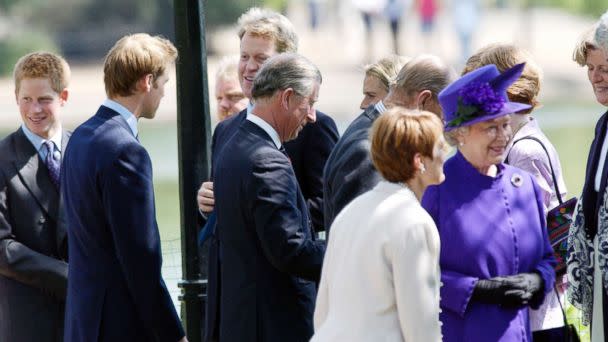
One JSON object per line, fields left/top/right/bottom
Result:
{"left": 472, "top": 273, "right": 542, "bottom": 308}
{"left": 197, "top": 181, "right": 214, "bottom": 212}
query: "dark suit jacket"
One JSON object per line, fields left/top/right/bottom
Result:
{"left": 61, "top": 106, "right": 184, "bottom": 342}
{"left": 213, "top": 120, "right": 325, "bottom": 342}
{"left": 210, "top": 108, "right": 338, "bottom": 232}
{"left": 203, "top": 109, "right": 336, "bottom": 341}
{"left": 323, "top": 106, "right": 383, "bottom": 231}
{"left": 0, "top": 127, "right": 69, "bottom": 342}
{"left": 581, "top": 110, "right": 608, "bottom": 238}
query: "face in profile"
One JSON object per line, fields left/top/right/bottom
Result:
{"left": 586, "top": 48, "right": 608, "bottom": 106}
{"left": 279, "top": 83, "right": 319, "bottom": 142}
{"left": 458, "top": 115, "right": 513, "bottom": 171}
{"left": 421, "top": 135, "right": 449, "bottom": 186}
{"left": 360, "top": 74, "right": 388, "bottom": 110}
{"left": 215, "top": 76, "right": 248, "bottom": 121}
{"left": 238, "top": 32, "right": 277, "bottom": 98}
{"left": 141, "top": 70, "right": 170, "bottom": 119}
{"left": 17, "top": 77, "right": 67, "bottom": 139}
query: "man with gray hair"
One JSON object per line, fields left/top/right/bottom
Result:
{"left": 212, "top": 53, "right": 325, "bottom": 342}
{"left": 596, "top": 10, "right": 608, "bottom": 52}
{"left": 323, "top": 54, "right": 455, "bottom": 230}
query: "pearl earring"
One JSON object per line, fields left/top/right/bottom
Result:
{"left": 459, "top": 141, "right": 464, "bottom": 147}
{"left": 420, "top": 164, "right": 426, "bottom": 174}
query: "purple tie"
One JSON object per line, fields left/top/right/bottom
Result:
{"left": 43, "top": 141, "right": 60, "bottom": 189}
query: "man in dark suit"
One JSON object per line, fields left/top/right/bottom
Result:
{"left": 197, "top": 7, "right": 339, "bottom": 234}
{"left": 213, "top": 53, "right": 325, "bottom": 342}
{"left": 61, "top": 34, "right": 187, "bottom": 342}
{"left": 0, "top": 52, "right": 70, "bottom": 342}
{"left": 323, "top": 55, "right": 455, "bottom": 230}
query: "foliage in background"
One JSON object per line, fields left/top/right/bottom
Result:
{"left": 527, "top": 0, "right": 606, "bottom": 17}
{"left": 0, "top": 30, "right": 58, "bottom": 75}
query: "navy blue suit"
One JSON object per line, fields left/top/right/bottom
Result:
{"left": 211, "top": 109, "right": 338, "bottom": 232}
{"left": 62, "top": 106, "right": 184, "bottom": 342}
{"left": 213, "top": 120, "right": 325, "bottom": 342}
{"left": 203, "top": 109, "right": 336, "bottom": 341}
{"left": 323, "top": 106, "right": 383, "bottom": 231}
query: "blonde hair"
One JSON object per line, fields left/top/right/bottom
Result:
{"left": 573, "top": 24, "right": 599, "bottom": 66}
{"left": 237, "top": 7, "right": 298, "bottom": 53}
{"left": 370, "top": 107, "right": 443, "bottom": 183}
{"left": 103, "top": 33, "right": 177, "bottom": 98}
{"left": 216, "top": 55, "right": 239, "bottom": 84}
{"left": 13, "top": 51, "right": 70, "bottom": 94}
{"left": 463, "top": 43, "right": 541, "bottom": 112}
{"left": 364, "top": 55, "right": 411, "bottom": 92}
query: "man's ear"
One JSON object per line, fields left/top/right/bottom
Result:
{"left": 416, "top": 90, "right": 432, "bottom": 110}
{"left": 280, "top": 88, "right": 295, "bottom": 110}
{"left": 138, "top": 74, "right": 154, "bottom": 93}
{"left": 59, "top": 88, "right": 69, "bottom": 105}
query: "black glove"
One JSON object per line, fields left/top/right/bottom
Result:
{"left": 471, "top": 273, "right": 543, "bottom": 308}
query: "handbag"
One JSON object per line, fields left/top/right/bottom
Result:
{"left": 507, "top": 136, "right": 577, "bottom": 276}
{"left": 532, "top": 286, "right": 580, "bottom": 342}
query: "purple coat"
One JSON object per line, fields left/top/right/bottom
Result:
{"left": 422, "top": 151, "right": 556, "bottom": 342}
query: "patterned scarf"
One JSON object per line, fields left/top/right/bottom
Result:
{"left": 567, "top": 191, "right": 608, "bottom": 325}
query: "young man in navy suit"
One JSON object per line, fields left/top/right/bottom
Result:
{"left": 61, "top": 34, "right": 187, "bottom": 342}
{"left": 0, "top": 52, "right": 70, "bottom": 342}
{"left": 213, "top": 53, "right": 325, "bottom": 342}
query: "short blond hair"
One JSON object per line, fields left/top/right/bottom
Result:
{"left": 573, "top": 24, "right": 599, "bottom": 66}
{"left": 462, "top": 43, "right": 541, "bottom": 112}
{"left": 104, "top": 33, "right": 178, "bottom": 98}
{"left": 216, "top": 55, "right": 239, "bottom": 84}
{"left": 13, "top": 51, "right": 70, "bottom": 94}
{"left": 370, "top": 107, "right": 444, "bottom": 183}
{"left": 237, "top": 7, "right": 298, "bottom": 53}
{"left": 364, "top": 55, "right": 411, "bottom": 92}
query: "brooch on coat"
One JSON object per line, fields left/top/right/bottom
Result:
{"left": 511, "top": 173, "right": 523, "bottom": 187}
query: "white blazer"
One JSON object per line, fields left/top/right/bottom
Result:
{"left": 312, "top": 181, "right": 442, "bottom": 342}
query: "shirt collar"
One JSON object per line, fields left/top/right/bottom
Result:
{"left": 21, "top": 123, "right": 63, "bottom": 152}
{"left": 102, "top": 99, "right": 138, "bottom": 138}
{"left": 246, "top": 112, "right": 282, "bottom": 149}
{"left": 375, "top": 100, "right": 387, "bottom": 114}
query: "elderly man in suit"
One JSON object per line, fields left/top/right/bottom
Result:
{"left": 213, "top": 53, "right": 325, "bottom": 342}
{"left": 0, "top": 52, "right": 70, "bottom": 342}
{"left": 61, "top": 34, "right": 187, "bottom": 342}
{"left": 197, "top": 7, "right": 339, "bottom": 234}
{"left": 323, "top": 54, "right": 455, "bottom": 230}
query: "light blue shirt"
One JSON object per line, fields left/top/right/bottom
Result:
{"left": 102, "top": 99, "right": 138, "bottom": 138}
{"left": 21, "top": 124, "right": 63, "bottom": 161}
{"left": 375, "top": 100, "right": 387, "bottom": 114}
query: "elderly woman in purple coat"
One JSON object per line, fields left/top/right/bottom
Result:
{"left": 422, "top": 63, "right": 556, "bottom": 341}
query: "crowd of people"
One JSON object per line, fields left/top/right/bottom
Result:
{"left": 1, "top": 4, "right": 608, "bottom": 342}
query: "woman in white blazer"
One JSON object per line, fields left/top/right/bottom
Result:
{"left": 312, "top": 107, "right": 447, "bottom": 342}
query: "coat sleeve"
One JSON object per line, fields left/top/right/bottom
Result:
{"left": 422, "top": 185, "right": 477, "bottom": 317}
{"left": 300, "top": 113, "right": 339, "bottom": 233}
{"left": 101, "top": 143, "right": 185, "bottom": 342}
{"left": 0, "top": 167, "right": 68, "bottom": 300}
{"left": 529, "top": 175, "right": 557, "bottom": 309}
{"left": 314, "top": 220, "right": 337, "bottom": 331}
{"left": 324, "top": 138, "right": 382, "bottom": 231}
{"left": 249, "top": 152, "right": 325, "bottom": 282}
{"left": 392, "top": 219, "right": 442, "bottom": 341}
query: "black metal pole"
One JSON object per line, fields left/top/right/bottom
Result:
{"left": 174, "top": 0, "right": 211, "bottom": 341}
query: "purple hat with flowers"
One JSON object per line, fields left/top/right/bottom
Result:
{"left": 439, "top": 63, "right": 531, "bottom": 131}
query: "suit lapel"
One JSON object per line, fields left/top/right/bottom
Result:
{"left": 12, "top": 128, "right": 58, "bottom": 218}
